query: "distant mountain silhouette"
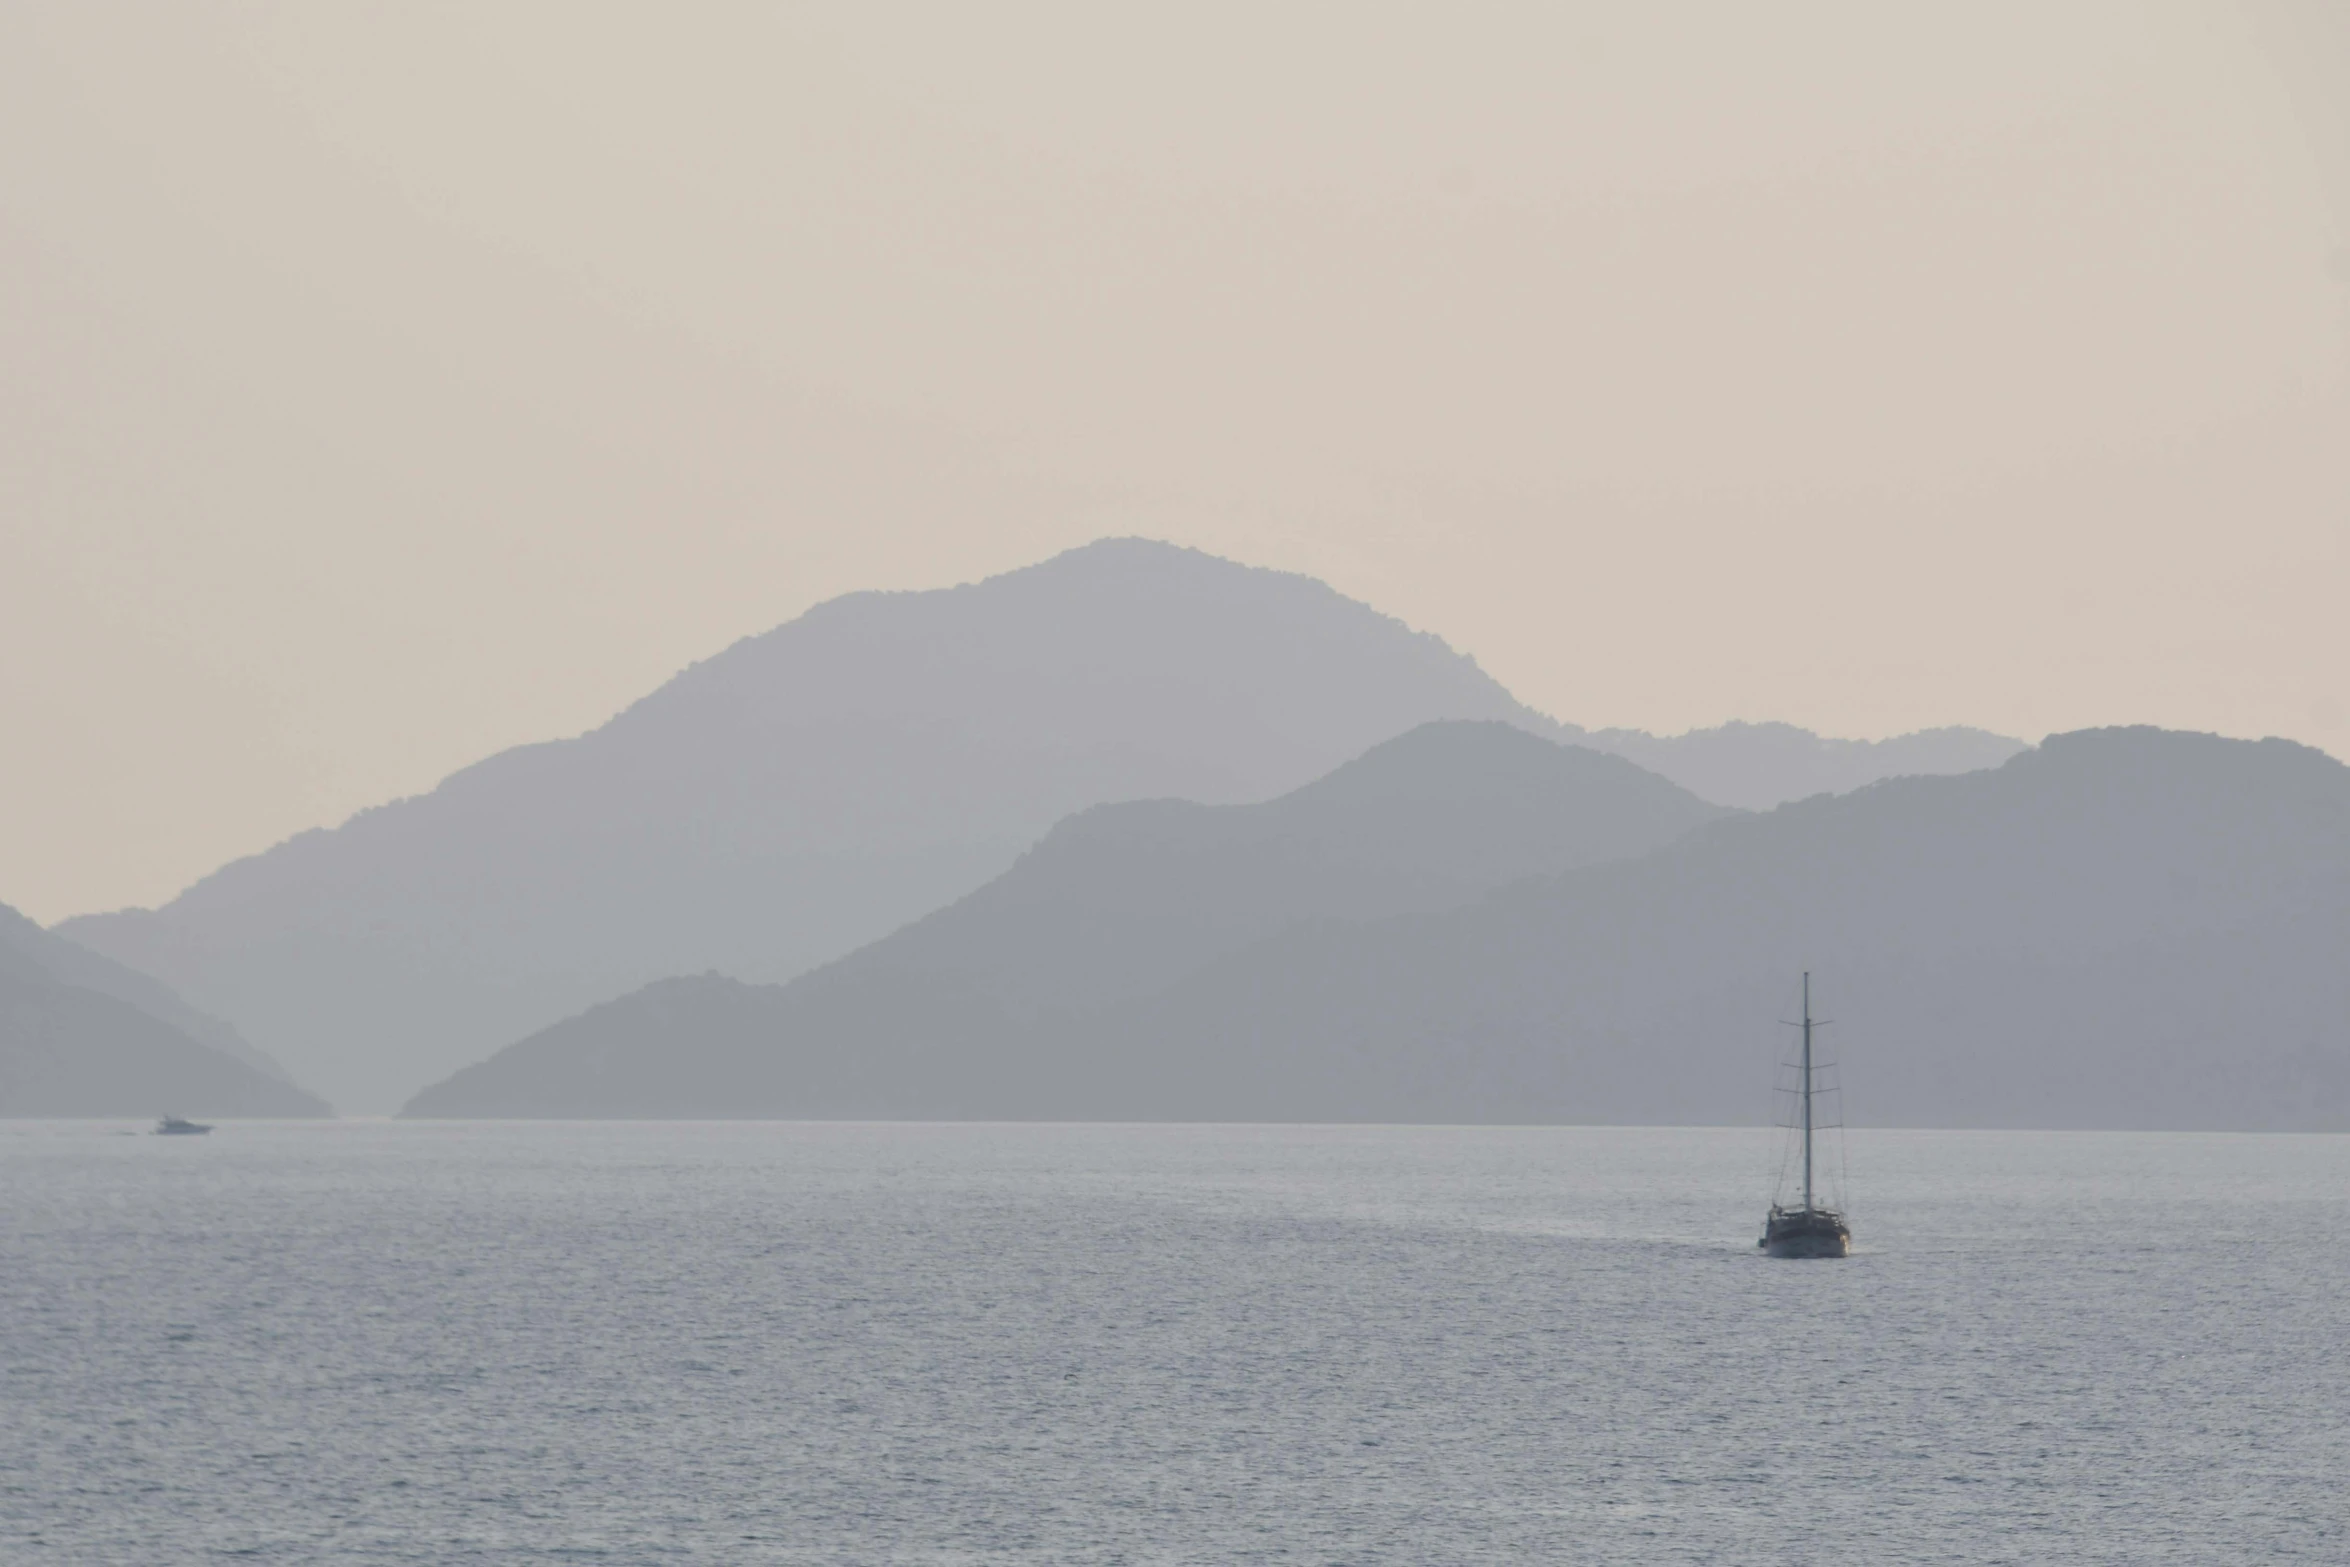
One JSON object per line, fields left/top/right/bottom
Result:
{"left": 1565, "top": 721, "right": 2026, "bottom": 811}
{"left": 62, "top": 539, "right": 2024, "bottom": 1112}
{"left": 406, "top": 728, "right": 2350, "bottom": 1131}
{"left": 0, "top": 904, "right": 295, "bottom": 1082}
{"left": 64, "top": 541, "right": 1553, "bottom": 1110}
{"left": 404, "top": 721, "right": 1730, "bottom": 1115}
{"left": 2, "top": 902, "right": 329, "bottom": 1117}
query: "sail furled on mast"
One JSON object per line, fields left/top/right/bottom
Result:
{"left": 1769, "top": 970, "right": 1848, "bottom": 1219}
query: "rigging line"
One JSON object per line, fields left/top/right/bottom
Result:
{"left": 1838, "top": 1122, "right": 1852, "bottom": 1217}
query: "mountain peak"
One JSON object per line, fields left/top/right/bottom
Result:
{"left": 62, "top": 541, "right": 1550, "bottom": 1111}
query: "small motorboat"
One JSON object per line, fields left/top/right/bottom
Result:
{"left": 154, "top": 1116, "right": 213, "bottom": 1136}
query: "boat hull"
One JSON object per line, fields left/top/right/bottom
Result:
{"left": 1760, "top": 1208, "right": 1850, "bottom": 1258}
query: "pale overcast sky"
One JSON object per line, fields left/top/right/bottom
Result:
{"left": 4, "top": 2, "right": 2347, "bottom": 921}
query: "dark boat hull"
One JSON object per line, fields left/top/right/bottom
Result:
{"left": 1760, "top": 1208, "right": 1850, "bottom": 1258}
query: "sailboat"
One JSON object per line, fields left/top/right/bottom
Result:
{"left": 1759, "top": 972, "right": 1851, "bottom": 1258}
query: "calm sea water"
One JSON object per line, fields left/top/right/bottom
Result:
{"left": 3, "top": 1120, "right": 2345, "bottom": 1564}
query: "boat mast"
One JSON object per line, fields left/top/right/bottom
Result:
{"left": 1801, "top": 971, "right": 1814, "bottom": 1213}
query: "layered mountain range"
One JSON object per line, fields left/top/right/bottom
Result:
{"left": 59, "top": 539, "right": 2018, "bottom": 1112}
{"left": 405, "top": 725, "right": 2350, "bottom": 1131}
{"left": 0, "top": 902, "right": 327, "bottom": 1117}
{"left": 405, "top": 720, "right": 1730, "bottom": 1115}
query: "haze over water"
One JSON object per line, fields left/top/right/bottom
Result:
{"left": 7, "top": 1121, "right": 2344, "bottom": 1563}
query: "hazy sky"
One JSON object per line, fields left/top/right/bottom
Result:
{"left": 5, "top": 2, "right": 2348, "bottom": 922}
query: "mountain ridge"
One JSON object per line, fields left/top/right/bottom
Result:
{"left": 1, "top": 902, "right": 329, "bottom": 1117}
{"left": 0, "top": 903, "right": 294, "bottom": 1082}
{"left": 404, "top": 720, "right": 1732, "bottom": 1115}
{"left": 61, "top": 540, "right": 1551, "bottom": 1110}
{"left": 62, "top": 539, "right": 2030, "bottom": 1111}
{"left": 403, "top": 726, "right": 2350, "bottom": 1131}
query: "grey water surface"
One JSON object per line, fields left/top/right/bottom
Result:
{"left": 4, "top": 1121, "right": 2345, "bottom": 1563}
